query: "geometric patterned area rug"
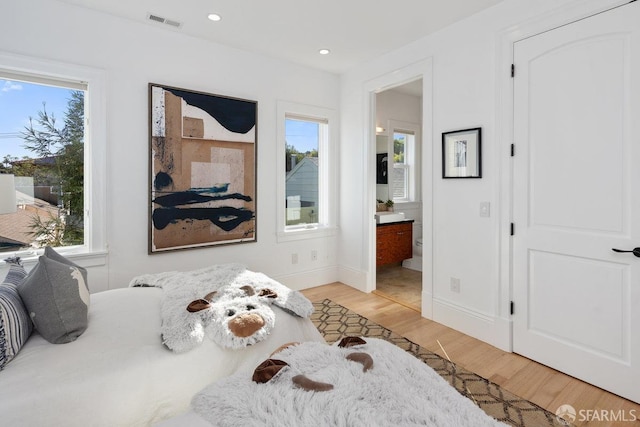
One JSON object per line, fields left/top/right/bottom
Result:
{"left": 312, "top": 299, "right": 568, "bottom": 427}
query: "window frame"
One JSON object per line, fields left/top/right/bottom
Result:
{"left": 0, "top": 52, "right": 107, "bottom": 266}
{"left": 388, "top": 120, "right": 420, "bottom": 204}
{"left": 276, "top": 101, "right": 337, "bottom": 242}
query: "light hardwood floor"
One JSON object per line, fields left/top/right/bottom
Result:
{"left": 301, "top": 282, "right": 640, "bottom": 427}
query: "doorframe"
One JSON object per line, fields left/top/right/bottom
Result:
{"left": 363, "top": 58, "right": 434, "bottom": 318}
{"left": 496, "top": 0, "right": 629, "bottom": 351}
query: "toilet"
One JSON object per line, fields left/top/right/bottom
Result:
{"left": 403, "top": 236, "right": 423, "bottom": 271}
{"left": 414, "top": 237, "right": 423, "bottom": 256}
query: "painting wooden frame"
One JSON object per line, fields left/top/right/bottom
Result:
{"left": 442, "top": 127, "right": 482, "bottom": 179}
{"left": 148, "top": 83, "right": 257, "bottom": 253}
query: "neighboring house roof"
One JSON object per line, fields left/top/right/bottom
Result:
{"left": 0, "top": 193, "right": 59, "bottom": 249}
{"left": 285, "top": 156, "right": 318, "bottom": 181}
{"left": 11, "top": 156, "right": 57, "bottom": 166}
{"left": 285, "top": 156, "right": 319, "bottom": 209}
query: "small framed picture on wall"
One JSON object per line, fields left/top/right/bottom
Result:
{"left": 442, "top": 127, "right": 481, "bottom": 178}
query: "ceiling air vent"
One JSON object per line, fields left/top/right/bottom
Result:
{"left": 147, "top": 13, "right": 182, "bottom": 29}
{"left": 164, "top": 19, "right": 181, "bottom": 28}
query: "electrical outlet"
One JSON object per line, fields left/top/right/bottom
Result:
{"left": 292, "top": 253, "right": 298, "bottom": 264}
{"left": 311, "top": 250, "right": 318, "bottom": 261}
{"left": 450, "top": 277, "right": 460, "bottom": 293}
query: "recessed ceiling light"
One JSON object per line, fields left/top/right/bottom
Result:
{"left": 207, "top": 13, "right": 221, "bottom": 22}
{"left": 319, "top": 49, "right": 330, "bottom": 55}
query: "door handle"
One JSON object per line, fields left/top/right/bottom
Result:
{"left": 611, "top": 247, "right": 640, "bottom": 257}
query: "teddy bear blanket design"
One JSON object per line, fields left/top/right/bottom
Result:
{"left": 191, "top": 338, "right": 507, "bottom": 427}
{"left": 129, "top": 263, "right": 313, "bottom": 352}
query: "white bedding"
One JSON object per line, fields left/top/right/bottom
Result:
{"left": 0, "top": 287, "right": 324, "bottom": 427}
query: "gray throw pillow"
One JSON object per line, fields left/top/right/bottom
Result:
{"left": 18, "top": 247, "right": 90, "bottom": 344}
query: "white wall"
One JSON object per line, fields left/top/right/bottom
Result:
{"left": 1, "top": 0, "right": 340, "bottom": 292}
{"left": 375, "top": 90, "right": 422, "bottom": 128}
{"left": 4, "top": 0, "right": 620, "bottom": 352}
{"left": 337, "top": 0, "right": 591, "bottom": 349}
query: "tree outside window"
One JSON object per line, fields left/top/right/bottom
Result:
{"left": 0, "top": 78, "right": 85, "bottom": 251}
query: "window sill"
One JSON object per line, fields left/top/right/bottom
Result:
{"left": 2, "top": 247, "right": 108, "bottom": 269}
{"left": 277, "top": 225, "right": 337, "bottom": 242}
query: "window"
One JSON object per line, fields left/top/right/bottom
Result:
{"left": 0, "top": 77, "right": 86, "bottom": 252}
{"left": 392, "top": 131, "right": 413, "bottom": 201}
{"left": 388, "top": 121, "right": 420, "bottom": 203}
{"left": 277, "top": 101, "right": 336, "bottom": 241}
{"left": 0, "top": 53, "right": 106, "bottom": 261}
{"left": 285, "top": 117, "right": 322, "bottom": 227}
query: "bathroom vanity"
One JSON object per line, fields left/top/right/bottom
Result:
{"left": 376, "top": 220, "right": 414, "bottom": 266}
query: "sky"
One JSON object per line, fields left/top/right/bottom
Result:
{"left": 0, "top": 78, "right": 318, "bottom": 160}
{"left": 0, "top": 79, "right": 74, "bottom": 160}
{"left": 285, "top": 118, "right": 318, "bottom": 154}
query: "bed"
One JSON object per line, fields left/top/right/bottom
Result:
{"left": 0, "top": 261, "right": 324, "bottom": 427}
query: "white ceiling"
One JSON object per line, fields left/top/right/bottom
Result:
{"left": 59, "top": 0, "right": 504, "bottom": 74}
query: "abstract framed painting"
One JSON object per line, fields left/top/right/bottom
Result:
{"left": 148, "top": 83, "right": 257, "bottom": 253}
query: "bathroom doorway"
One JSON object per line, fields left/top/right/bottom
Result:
{"left": 373, "top": 80, "right": 423, "bottom": 312}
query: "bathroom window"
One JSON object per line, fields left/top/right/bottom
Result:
{"left": 276, "top": 101, "right": 337, "bottom": 241}
{"left": 391, "top": 129, "right": 418, "bottom": 203}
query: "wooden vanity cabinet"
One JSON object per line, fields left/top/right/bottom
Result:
{"left": 376, "top": 220, "right": 413, "bottom": 266}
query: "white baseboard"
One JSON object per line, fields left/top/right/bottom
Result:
{"left": 421, "top": 289, "right": 434, "bottom": 319}
{"left": 272, "top": 266, "right": 339, "bottom": 291}
{"left": 337, "top": 265, "right": 368, "bottom": 292}
{"left": 433, "top": 298, "right": 511, "bottom": 352}
{"left": 274, "top": 267, "right": 513, "bottom": 351}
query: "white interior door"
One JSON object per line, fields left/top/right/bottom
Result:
{"left": 513, "top": 2, "right": 640, "bottom": 403}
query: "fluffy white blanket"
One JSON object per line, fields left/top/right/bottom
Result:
{"left": 129, "top": 263, "right": 313, "bottom": 352}
{"left": 192, "top": 338, "right": 507, "bottom": 427}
